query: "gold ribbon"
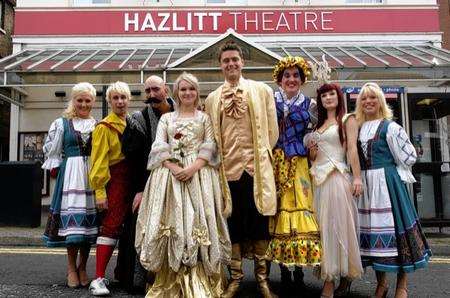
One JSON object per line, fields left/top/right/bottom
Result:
{"left": 192, "top": 225, "right": 211, "bottom": 246}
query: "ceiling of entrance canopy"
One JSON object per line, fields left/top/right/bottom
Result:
{"left": 0, "top": 44, "right": 449, "bottom": 74}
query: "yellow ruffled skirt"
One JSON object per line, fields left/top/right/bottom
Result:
{"left": 146, "top": 262, "right": 226, "bottom": 298}
{"left": 266, "top": 149, "right": 321, "bottom": 266}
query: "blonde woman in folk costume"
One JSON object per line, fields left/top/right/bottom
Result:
{"left": 265, "top": 56, "right": 321, "bottom": 292}
{"left": 135, "top": 72, "right": 231, "bottom": 297}
{"left": 306, "top": 83, "right": 363, "bottom": 297}
{"left": 42, "top": 82, "right": 98, "bottom": 288}
{"left": 356, "top": 82, "right": 431, "bottom": 298}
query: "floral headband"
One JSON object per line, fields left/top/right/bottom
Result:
{"left": 272, "top": 56, "right": 311, "bottom": 83}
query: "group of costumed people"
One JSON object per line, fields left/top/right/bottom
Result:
{"left": 41, "top": 41, "right": 431, "bottom": 298}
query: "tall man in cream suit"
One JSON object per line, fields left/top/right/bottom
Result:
{"left": 205, "top": 41, "right": 279, "bottom": 298}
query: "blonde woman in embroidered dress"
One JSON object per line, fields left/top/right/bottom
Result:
{"left": 356, "top": 83, "right": 431, "bottom": 298}
{"left": 305, "top": 83, "right": 363, "bottom": 298}
{"left": 42, "top": 82, "right": 98, "bottom": 288}
{"left": 135, "top": 72, "right": 231, "bottom": 298}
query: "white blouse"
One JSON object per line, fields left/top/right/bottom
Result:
{"left": 359, "top": 119, "right": 417, "bottom": 183}
{"left": 42, "top": 117, "right": 96, "bottom": 170}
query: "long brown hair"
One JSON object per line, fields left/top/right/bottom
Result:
{"left": 316, "top": 83, "right": 346, "bottom": 145}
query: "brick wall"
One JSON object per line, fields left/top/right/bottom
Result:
{"left": 439, "top": 0, "right": 450, "bottom": 49}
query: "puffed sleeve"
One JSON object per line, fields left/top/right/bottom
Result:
{"left": 89, "top": 124, "right": 111, "bottom": 203}
{"left": 42, "top": 118, "right": 64, "bottom": 170}
{"left": 147, "top": 114, "right": 171, "bottom": 170}
{"left": 386, "top": 122, "right": 417, "bottom": 183}
{"left": 198, "top": 113, "right": 220, "bottom": 168}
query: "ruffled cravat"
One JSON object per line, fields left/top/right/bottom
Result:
{"left": 221, "top": 83, "right": 247, "bottom": 119}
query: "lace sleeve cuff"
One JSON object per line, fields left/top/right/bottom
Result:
{"left": 198, "top": 142, "right": 220, "bottom": 168}
{"left": 147, "top": 142, "right": 171, "bottom": 170}
{"left": 396, "top": 165, "right": 416, "bottom": 183}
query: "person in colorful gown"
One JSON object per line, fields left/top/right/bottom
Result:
{"left": 42, "top": 82, "right": 98, "bottom": 288}
{"left": 205, "top": 41, "right": 279, "bottom": 298}
{"left": 355, "top": 82, "right": 431, "bottom": 298}
{"left": 135, "top": 72, "right": 231, "bottom": 298}
{"left": 89, "top": 81, "right": 133, "bottom": 296}
{"left": 265, "top": 56, "right": 321, "bottom": 291}
{"left": 306, "top": 83, "right": 363, "bottom": 297}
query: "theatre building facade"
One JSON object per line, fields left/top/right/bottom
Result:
{"left": 3, "top": 0, "right": 450, "bottom": 226}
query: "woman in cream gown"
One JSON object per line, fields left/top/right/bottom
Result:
{"left": 306, "top": 83, "right": 363, "bottom": 297}
{"left": 135, "top": 72, "right": 231, "bottom": 298}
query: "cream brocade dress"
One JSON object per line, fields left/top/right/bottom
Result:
{"left": 135, "top": 111, "right": 231, "bottom": 298}
{"left": 308, "top": 124, "right": 363, "bottom": 282}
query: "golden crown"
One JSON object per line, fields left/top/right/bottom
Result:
{"left": 272, "top": 56, "right": 311, "bottom": 83}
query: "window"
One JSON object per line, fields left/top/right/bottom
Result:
{"left": 72, "top": 0, "right": 111, "bottom": 5}
{"left": 206, "top": 0, "right": 247, "bottom": 3}
{"left": 346, "top": 0, "right": 383, "bottom": 3}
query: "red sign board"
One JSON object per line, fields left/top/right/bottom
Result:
{"left": 14, "top": 8, "right": 440, "bottom": 35}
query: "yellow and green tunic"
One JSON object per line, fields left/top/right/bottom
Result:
{"left": 266, "top": 89, "right": 321, "bottom": 267}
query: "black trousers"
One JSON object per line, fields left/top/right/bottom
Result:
{"left": 115, "top": 210, "right": 147, "bottom": 294}
{"left": 227, "top": 171, "right": 270, "bottom": 244}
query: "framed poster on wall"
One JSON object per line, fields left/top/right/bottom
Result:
{"left": 18, "top": 132, "right": 50, "bottom": 196}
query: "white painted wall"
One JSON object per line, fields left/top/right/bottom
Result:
{"left": 17, "top": 0, "right": 437, "bottom": 8}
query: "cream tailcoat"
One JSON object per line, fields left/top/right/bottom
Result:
{"left": 205, "top": 78, "right": 279, "bottom": 216}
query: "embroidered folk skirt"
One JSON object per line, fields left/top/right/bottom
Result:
{"left": 359, "top": 165, "right": 432, "bottom": 273}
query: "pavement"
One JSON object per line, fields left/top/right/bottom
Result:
{"left": 0, "top": 204, "right": 449, "bottom": 256}
{"left": 2, "top": 205, "right": 450, "bottom": 248}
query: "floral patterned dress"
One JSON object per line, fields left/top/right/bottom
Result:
{"left": 135, "top": 111, "right": 231, "bottom": 298}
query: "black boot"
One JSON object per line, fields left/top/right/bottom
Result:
{"left": 279, "top": 265, "right": 292, "bottom": 297}
{"left": 293, "top": 266, "right": 306, "bottom": 290}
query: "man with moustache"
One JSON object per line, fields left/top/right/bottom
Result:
{"left": 114, "top": 75, "right": 173, "bottom": 294}
{"left": 204, "top": 41, "right": 279, "bottom": 298}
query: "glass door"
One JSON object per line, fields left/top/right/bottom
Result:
{"left": 409, "top": 93, "right": 450, "bottom": 225}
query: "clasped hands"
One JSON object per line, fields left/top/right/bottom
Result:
{"left": 164, "top": 161, "right": 200, "bottom": 182}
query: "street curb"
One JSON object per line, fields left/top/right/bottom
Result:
{"left": 0, "top": 235, "right": 449, "bottom": 257}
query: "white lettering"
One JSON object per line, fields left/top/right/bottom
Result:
{"left": 304, "top": 12, "right": 318, "bottom": 31}
{"left": 187, "top": 12, "right": 192, "bottom": 31}
{"left": 194, "top": 12, "right": 207, "bottom": 31}
{"left": 209, "top": 12, "right": 222, "bottom": 31}
{"left": 321, "top": 11, "right": 334, "bottom": 31}
{"left": 244, "top": 12, "right": 258, "bottom": 31}
{"left": 229, "top": 12, "right": 241, "bottom": 31}
{"left": 262, "top": 12, "right": 274, "bottom": 31}
{"left": 288, "top": 12, "right": 302, "bottom": 31}
{"left": 124, "top": 13, "right": 139, "bottom": 32}
{"left": 157, "top": 13, "right": 170, "bottom": 31}
{"left": 172, "top": 12, "right": 185, "bottom": 31}
{"left": 140, "top": 13, "right": 156, "bottom": 31}
{"left": 276, "top": 12, "right": 291, "bottom": 31}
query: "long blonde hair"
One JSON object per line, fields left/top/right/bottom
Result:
{"left": 172, "top": 72, "right": 200, "bottom": 109}
{"left": 355, "top": 82, "right": 393, "bottom": 125}
{"left": 62, "top": 82, "right": 96, "bottom": 119}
